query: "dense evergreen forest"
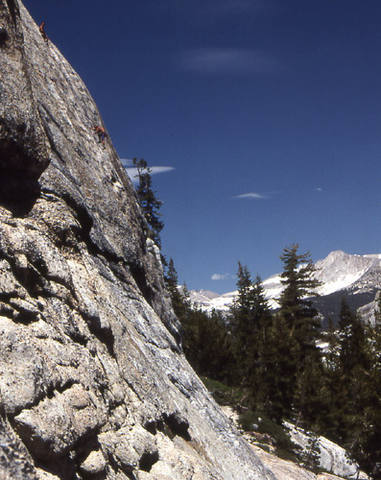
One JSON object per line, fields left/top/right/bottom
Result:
{"left": 135, "top": 161, "right": 381, "bottom": 479}
{"left": 164, "top": 250, "right": 381, "bottom": 479}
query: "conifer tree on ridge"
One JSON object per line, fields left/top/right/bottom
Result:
{"left": 133, "top": 158, "right": 164, "bottom": 249}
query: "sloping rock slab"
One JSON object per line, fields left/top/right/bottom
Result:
{"left": 0, "top": 1, "right": 275, "bottom": 479}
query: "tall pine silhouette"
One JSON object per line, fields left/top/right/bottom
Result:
{"left": 133, "top": 158, "right": 164, "bottom": 248}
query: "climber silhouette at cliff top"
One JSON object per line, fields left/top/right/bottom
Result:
{"left": 93, "top": 125, "right": 108, "bottom": 145}
{"left": 39, "top": 21, "right": 49, "bottom": 43}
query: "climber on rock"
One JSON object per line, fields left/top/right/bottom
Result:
{"left": 39, "top": 21, "right": 49, "bottom": 43}
{"left": 93, "top": 125, "right": 107, "bottom": 145}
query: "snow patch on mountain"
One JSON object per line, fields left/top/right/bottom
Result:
{"left": 315, "top": 251, "right": 378, "bottom": 296}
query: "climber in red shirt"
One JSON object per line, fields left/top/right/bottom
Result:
{"left": 93, "top": 125, "right": 108, "bottom": 145}
{"left": 39, "top": 21, "right": 49, "bottom": 43}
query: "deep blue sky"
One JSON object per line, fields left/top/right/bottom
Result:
{"left": 25, "top": 0, "right": 381, "bottom": 292}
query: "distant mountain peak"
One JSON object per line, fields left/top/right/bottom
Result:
{"left": 190, "top": 251, "right": 381, "bottom": 324}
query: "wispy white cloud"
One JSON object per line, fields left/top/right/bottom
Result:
{"left": 315, "top": 187, "right": 323, "bottom": 192}
{"left": 121, "top": 159, "right": 174, "bottom": 183}
{"left": 150, "top": 166, "right": 175, "bottom": 175}
{"left": 179, "top": 48, "right": 279, "bottom": 75}
{"left": 233, "top": 192, "right": 269, "bottom": 199}
{"left": 211, "top": 273, "right": 231, "bottom": 281}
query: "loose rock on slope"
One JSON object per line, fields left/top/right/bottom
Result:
{"left": 0, "top": 1, "right": 276, "bottom": 479}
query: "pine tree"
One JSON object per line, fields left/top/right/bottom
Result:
{"left": 164, "top": 259, "right": 235, "bottom": 383}
{"left": 245, "top": 275, "right": 273, "bottom": 401}
{"left": 279, "top": 244, "right": 321, "bottom": 355}
{"left": 346, "top": 296, "right": 381, "bottom": 479}
{"left": 230, "top": 263, "right": 272, "bottom": 384}
{"left": 293, "top": 348, "right": 326, "bottom": 429}
{"left": 323, "top": 300, "right": 371, "bottom": 458}
{"left": 164, "top": 258, "right": 191, "bottom": 325}
{"left": 277, "top": 244, "right": 322, "bottom": 424}
{"left": 338, "top": 298, "right": 367, "bottom": 375}
{"left": 258, "top": 312, "right": 298, "bottom": 421}
{"left": 235, "top": 262, "right": 252, "bottom": 310}
{"left": 192, "top": 308, "right": 235, "bottom": 382}
{"left": 165, "top": 258, "right": 178, "bottom": 297}
{"left": 230, "top": 262, "right": 253, "bottom": 374}
{"left": 314, "top": 318, "right": 343, "bottom": 441}
{"left": 361, "top": 318, "right": 381, "bottom": 479}
{"left": 179, "top": 303, "right": 235, "bottom": 382}
{"left": 133, "top": 158, "right": 164, "bottom": 248}
{"left": 229, "top": 263, "right": 277, "bottom": 412}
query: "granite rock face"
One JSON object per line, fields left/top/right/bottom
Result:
{"left": 0, "top": 1, "right": 276, "bottom": 479}
{"left": 252, "top": 446, "right": 350, "bottom": 480}
{"left": 285, "top": 423, "right": 368, "bottom": 480}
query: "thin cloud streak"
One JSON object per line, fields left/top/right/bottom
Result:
{"left": 179, "top": 48, "right": 279, "bottom": 75}
{"left": 121, "top": 159, "right": 175, "bottom": 183}
{"left": 125, "top": 167, "right": 175, "bottom": 183}
{"left": 234, "top": 192, "right": 269, "bottom": 199}
{"left": 211, "top": 273, "right": 231, "bottom": 281}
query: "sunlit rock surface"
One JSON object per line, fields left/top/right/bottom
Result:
{"left": 221, "top": 407, "right": 370, "bottom": 480}
{"left": 253, "top": 446, "right": 349, "bottom": 480}
{"left": 285, "top": 423, "right": 369, "bottom": 480}
{"left": 0, "top": 1, "right": 276, "bottom": 478}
